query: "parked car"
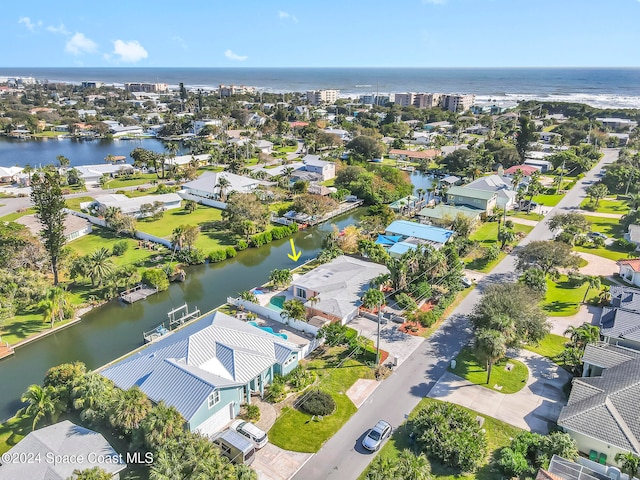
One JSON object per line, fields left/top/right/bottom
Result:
{"left": 518, "top": 200, "right": 538, "bottom": 210}
{"left": 231, "top": 420, "right": 269, "bottom": 449}
{"left": 362, "top": 420, "right": 392, "bottom": 452}
{"left": 461, "top": 276, "right": 473, "bottom": 288}
{"left": 588, "top": 231, "right": 608, "bottom": 240}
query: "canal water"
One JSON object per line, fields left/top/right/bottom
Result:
{"left": 0, "top": 137, "right": 176, "bottom": 169}
{"left": 0, "top": 208, "right": 365, "bottom": 421}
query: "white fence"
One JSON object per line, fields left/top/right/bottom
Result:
{"left": 65, "top": 209, "right": 106, "bottom": 227}
{"left": 178, "top": 191, "right": 227, "bottom": 210}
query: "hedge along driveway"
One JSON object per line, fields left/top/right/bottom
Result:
{"left": 268, "top": 346, "right": 375, "bottom": 452}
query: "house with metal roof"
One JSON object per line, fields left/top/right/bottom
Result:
{"left": 446, "top": 185, "right": 498, "bottom": 213}
{"left": 466, "top": 174, "right": 518, "bottom": 209}
{"left": 300, "top": 155, "right": 336, "bottom": 181}
{"left": 101, "top": 311, "right": 300, "bottom": 437}
{"left": 376, "top": 220, "right": 454, "bottom": 257}
{"left": 558, "top": 358, "right": 640, "bottom": 463}
{"left": 0, "top": 420, "right": 126, "bottom": 479}
{"left": 89, "top": 193, "right": 182, "bottom": 218}
{"left": 291, "top": 255, "right": 389, "bottom": 324}
{"left": 181, "top": 171, "right": 266, "bottom": 202}
{"left": 416, "top": 203, "right": 483, "bottom": 224}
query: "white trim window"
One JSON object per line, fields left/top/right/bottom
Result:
{"left": 208, "top": 390, "right": 220, "bottom": 409}
{"left": 284, "top": 355, "right": 296, "bottom": 367}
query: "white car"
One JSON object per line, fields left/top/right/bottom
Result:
{"left": 362, "top": 420, "right": 392, "bottom": 452}
{"left": 230, "top": 420, "right": 269, "bottom": 449}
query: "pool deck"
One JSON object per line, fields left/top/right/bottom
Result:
{"left": 254, "top": 287, "right": 295, "bottom": 311}
{"left": 244, "top": 316, "right": 311, "bottom": 347}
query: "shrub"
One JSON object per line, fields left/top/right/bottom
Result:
{"left": 266, "top": 376, "right": 286, "bottom": 403}
{"left": 396, "top": 292, "right": 418, "bottom": 312}
{"left": 250, "top": 231, "right": 274, "bottom": 248}
{"left": 483, "top": 244, "right": 501, "bottom": 261}
{"left": 177, "top": 248, "right": 206, "bottom": 265}
{"left": 317, "top": 322, "right": 349, "bottom": 345}
{"left": 236, "top": 239, "right": 248, "bottom": 251}
{"left": 408, "top": 310, "right": 437, "bottom": 328}
{"left": 111, "top": 240, "right": 129, "bottom": 256}
{"left": 591, "top": 236, "right": 605, "bottom": 248}
{"left": 615, "top": 238, "right": 638, "bottom": 252}
{"left": 271, "top": 224, "right": 298, "bottom": 240}
{"left": 244, "top": 404, "right": 260, "bottom": 422}
{"left": 225, "top": 246, "right": 237, "bottom": 258}
{"left": 411, "top": 401, "right": 487, "bottom": 472}
{"left": 207, "top": 249, "right": 227, "bottom": 263}
{"left": 142, "top": 269, "right": 170, "bottom": 291}
{"left": 285, "top": 366, "right": 315, "bottom": 391}
{"left": 299, "top": 390, "right": 336, "bottom": 416}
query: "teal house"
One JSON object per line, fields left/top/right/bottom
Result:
{"left": 101, "top": 311, "right": 300, "bottom": 436}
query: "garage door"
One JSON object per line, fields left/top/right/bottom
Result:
{"left": 194, "top": 403, "right": 234, "bottom": 437}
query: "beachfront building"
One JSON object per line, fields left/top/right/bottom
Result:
{"left": 442, "top": 94, "right": 475, "bottom": 112}
{"left": 393, "top": 93, "right": 443, "bottom": 109}
{"left": 0, "top": 420, "right": 127, "bottom": 479}
{"left": 101, "top": 312, "right": 300, "bottom": 437}
{"left": 376, "top": 220, "right": 454, "bottom": 256}
{"left": 17, "top": 214, "right": 92, "bottom": 242}
{"left": 124, "top": 82, "right": 169, "bottom": 93}
{"left": 88, "top": 193, "right": 182, "bottom": 218}
{"left": 219, "top": 85, "right": 256, "bottom": 97}
{"left": 291, "top": 256, "right": 389, "bottom": 324}
{"left": 306, "top": 89, "right": 339, "bottom": 106}
{"left": 181, "top": 171, "right": 264, "bottom": 201}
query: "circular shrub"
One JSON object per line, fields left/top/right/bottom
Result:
{"left": 299, "top": 390, "right": 336, "bottom": 416}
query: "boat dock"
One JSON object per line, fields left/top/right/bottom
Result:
{"left": 143, "top": 304, "right": 201, "bottom": 343}
{"left": 121, "top": 284, "right": 158, "bottom": 304}
{"left": 0, "top": 338, "right": 14, "bottom": 360}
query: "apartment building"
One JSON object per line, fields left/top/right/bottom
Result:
{"left": 124, "top": 82, "right": 169, "bottom": 93}
{"left": 219, "top": 84, "right": 256, "bottom": 97}
{"left": 306, "top": 89, "right": 339, "bottom": 105}
{"left": 442, "top": 94, "right": 475, "bottom": 112}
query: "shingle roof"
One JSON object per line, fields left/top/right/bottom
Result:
{"left": 599, "top": 306, "right": 640, "bottom": 343}
{"left": 0, "top": 420, "right": 126, "bottom": 480}
{"left": 466, "top": 174, "right": 512, "bottom": 192}
{"left": 101, "top": 312, "right": 299, "bottom": 422}
{"left": 582, "top": 342, "right": 640, "bottom": 369}
{"left": 558, "top": 359, "right": 640, "bottom": 454}
{"left": 447, "top": 186, "right": 497, "bottom": 201}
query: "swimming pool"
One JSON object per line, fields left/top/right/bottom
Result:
{"left": 267, "top": 295, "right": 286, "bottom": 312}
{"left": 247, "top": 321, "right": 288, "bottom": 340}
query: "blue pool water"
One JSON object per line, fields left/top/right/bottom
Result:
{"left": 247, "top": 321, "right": 288, "bottom": 340}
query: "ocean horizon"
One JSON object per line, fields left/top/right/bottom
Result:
{"left": 2, "top": 67, "right": 640, "bottom": 109}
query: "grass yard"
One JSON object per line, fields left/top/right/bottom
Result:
{"left": 101, "top": 173, "right": 158, "bottom": 189}
{"left": 136, "top": 204, "right": 234, "bottom": 252}
{"left": 507, "top": 210, "right": 545, "bottom": 222}
{"left": 358, "top": 397, "right": 523, "bottom": 480}
{"left": 268, "top": 345, "right": 375, "bottom": 453}
{"left": 543, "top": 275, "right": 592, "bottom": 316}
{"left": 450, "top": 347, "right": 529, "bottom": 394}
{"left": 532, "top": 193, "right": 564, "bottom": 207}
{"left": 580, "top": 198, "right": 630, "bottom": 215}
{"left": 0, "top": 414, "right": 31, "bottom": 454}
{"left": 0, "top": 208, "right": 36, "bottom": 222}
{"left": 275, "top": 145, "right": 298, "bottom": 153}
{"left": 0, "top": 310, "right": 80, "bottom": 346}
{"left": 524, "top": 333, "right": 568, "bottom": 360}
{"left": 584, "top": 215, "right": 625, "bottom": 238}
{"left": 64, "top": 196, "right": 95, "bottom": 212}
{"left": 574, "top": 244, "right": 630, "bottom": 261}
{"left": 464, "top": 222, "right": 533, "bottom": 273}
{"left": 67, "top": 227, "right": 159, "bottom": 267}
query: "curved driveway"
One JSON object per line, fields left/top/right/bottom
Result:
{"left": 292, "top": 149, "right": 620, "bottom": 480}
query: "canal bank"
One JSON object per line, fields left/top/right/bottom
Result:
{"left": 0, "top": 208, "right": 365, "bottom": 421}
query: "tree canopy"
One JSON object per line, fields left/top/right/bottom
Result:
{"left": 514, "top": 240, "right": 582, "bottom": 277}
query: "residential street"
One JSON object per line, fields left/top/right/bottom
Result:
{"left": 292, "top": 148, "right": 620, "bottom": 480}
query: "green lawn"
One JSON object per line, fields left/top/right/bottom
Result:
{"left": 101, "top": 173, "right": 158, "bottom": 189}
{"left": 268, "top": 345, "right": 375, "bottom": 453}
{"left": 0, "top": 310, "right": 79, "bottom": 346}
{"left": 464, "top": 222, "right": 533, "bottom": 273}
{"left": 508, "top": 211, "right": 545, "bottom": 222}
{"left": 275, "top": 145, "right": 298, "bottom": 153}
{"left": 524, "top": 334, "right": 568, "bottom": 360}
{"left": 64, "top": 196, "right": 95, "bottom": 212}
{"left": 543, "top": 275, "right": 591, "bottom": 316}
{"left": 532, "top": 193, "right": 564, "bottom": 207}
{"left": 580, "top": 198, "right": 630, "bottom": 215}
{"left": 136, "top": 204, "right": 234, "bottom": 252}
{"left": 450, "top": 347, "right": 528, "bottom": 394}
{"left": 584, "top": 215, "right": 625, "bottom": 238}
{"left": 0, "top": 208, "right": 36, "bottom": 222}
{"left": 67, "top": 227, "right": 159, "bottom": 267}
{"left": 574, "top": 244, "right": 631, "bottom": 262}
{"left": 358, "top": 398, "right": 523, "bottom": 480}
{"left": 0, "top": 414, "right": 31, "bottom": 454}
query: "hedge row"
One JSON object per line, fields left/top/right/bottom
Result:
{"left": 249, "top": 224, "right": 298, "bottom": 247}
{"left": 207, "top": 246, "right": 238, "bottom": 263}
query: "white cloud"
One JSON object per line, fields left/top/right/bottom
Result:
{"left": 172, "top": 35, "right": 188, "bottom": 49}
{"left": 278, "top": 11, "right": 298, "bottom": 22}
{"left": 422, "top": 0, "right": 447, "bottom": 4}
{"left": 224, "top": 49, "right": 248, "bottom": 61}
{"left": 112, "top": 40, "right": 148, "bottom": 63}
{"left": 18, "top": 17, "right": 42, "bottom": 32}
{"left": 65, "top": 32, "right": 98, "bottom": 55}
{"left": 46, "top": 23, "right": 70, "bottom": 35}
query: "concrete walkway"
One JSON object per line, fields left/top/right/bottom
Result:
{"left": 346, "top": 379, "right": 381, "bottom": 408}
{"left": 506, "top": 216, "right": 540, "bottom": 227}
{"left": 576, "top": 251, "right": 619, "bottom": 277}
{"left": 428, "top": 350, "right": 571, "bottom": 434}
{"left": 254, "top": 445, "right": 312, "bottom": 480}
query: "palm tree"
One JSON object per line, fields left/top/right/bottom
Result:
{"left": 88, "top": 247, "right": 115, "bottom": 287}
{"left": 474, "top": 328, "right": 507, "bottom": 384}
{"left": 104, "top": 154, "right": 116, "bottom": 164}
{"left": 139, "top": 401, "right": 185, "bottom": 450}
{"left": 367, "top": 456, "right": 397, "bottom": 480}
{"left": 552, "top": 175, "right": 563, "bottom": 195}
{"left": 171, "top": 225, "right": 187, "bottom": 251}
{"left": 526, "top": 171, "right": 542, "bottom": 213}
{"left": 395, "top": 449, "right": 432, "bottom": 480}
{"left": 109, "top": 386, "right": 152, "bottom": 435}
{"left": 39, "top": 287, "right": 70, "bottom": 328}
{"left": 269, "top": 268, "right": 292, "bottom": 288}
{"left": 56, "top": 155, "right": 70, "bottom": 169}
{"left": 564, "top": 323, "right": 600, "bottom": 350}
{"left": 582, "top": 275, "right": 601, "bottom": 303}
{"left": 149, "top": 447, "right": 184, "bottom": 480}
{"left": 72, "top": 467, "right": 112, "bottom": 480}
{"left": 627, "top": 193, "right": 640, "bottom": 211}
{"left": 281, "top": 299, "right": 307, "bottom": 324}
{"left": 511, "top": 169, "right": 524, "bottom": 193}
{"left": 282, "top": 166, "right": 295, "bottom": 190}
{"left": 416, "top": 188, "right": 426, "bottom": 204}
{"left": 20, "top": 384, "right": 60, "bottom": 431}
{"left": 615, "top": 452, "right": 640, "bottom": 480}
{"left": 215, "top": 176, "right": 231, "bottom": 202}
{"left": 72, "top": 372, "right": 114, "bottom": 421}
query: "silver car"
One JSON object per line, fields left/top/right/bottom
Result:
{"left": 362, "top": 420, "right": 392, "bottom": 451}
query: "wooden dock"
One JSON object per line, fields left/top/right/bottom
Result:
{"left": 121, "top": 284, "right": 158, "bottom": 304}
{"left": 0, "top": 338, "right": 15, "bottom": 360}
{"left": 308, "top": 199, "right": 364, "bottom": 226}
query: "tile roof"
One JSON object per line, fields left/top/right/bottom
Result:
{"left": 599, "top": 306, "right": 640, "bottom": 343}
{"left": 0, "top": 420, "right": 126, "bottom": 480}
{"left": 610, "top": 285, "right": 640, "bottom": 312}
{"left": 618, "top": 258, "right": 640, "bottom": 273}
{"left": 101, "top": 312, "right": 299, "bottom": 422}
{"left": 558, "top": 359, "right": 640, "bottom": 454}
{"left": 582, "top": 342, "right": 640, "bottom": 369}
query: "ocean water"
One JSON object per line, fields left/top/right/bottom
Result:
{"left": 2, "top": 67, "right": 640, "bottom": 109}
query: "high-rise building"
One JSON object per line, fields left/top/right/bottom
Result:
{"left": 218, "top": 85, "right": 256, "bottom": 97}
{"left": 124, "top": 83, "right": 169, "bottom": 93}
{"left": 306, "top": 89, "right": 339, "bottom": 105}
{"left": 442, "top": 94, "right": 475, "bottom": 112}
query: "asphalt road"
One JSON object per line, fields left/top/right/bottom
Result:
{"left": 293, "top": 148, "right": 620, "bottom": 480}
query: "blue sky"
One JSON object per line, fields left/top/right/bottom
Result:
{"left": 3, "top": 0, "right": 640, "bottom": 68}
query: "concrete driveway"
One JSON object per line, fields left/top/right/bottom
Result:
{"left": 427, "top": 349, "right": 571, "bottom": 434}
{"left": 349, "top": 316, "right": 424, "bottom": 366}
{"left": 548, "top": 304, "right": 602, "bottom": 336}
{"left": 253, "top": 444, "right": 312, "bottom": 480}
{"left": 577, "top": 251, "right": 619, "bottom": 277}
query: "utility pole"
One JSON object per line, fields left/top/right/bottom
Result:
{"left": 376, "top": 302, "right": 382, "bottom": 365}
{"left": 625, "top": 170, "right": 635, "bottom": 196}
{"left": 558, "top": 159, "right": 566, "bottom": 195}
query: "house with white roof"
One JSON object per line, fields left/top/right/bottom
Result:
{"left": 0, "top": 420, "right": 126, "bottom": 479}
{"left": 300, "top": 155, "right": 336, "bottom": 181}
{"left": 163, "top": 153, "right": 210, "bottom": 168}
{"left": 248, "top": 162, "right": 305, "bottom": 179}
{"left": 101, "top": 311, "right": 300, "bottom": 436}
{"left": 75, "top": 164, "right": 134, "bottom": 185}
{"left": 90, "top": 193, "right": 182, "bottom": 218}
{"left": 0, "top": 166, "right": 23, "bottom": 183}
{"left": 466, "top": 174, "right": 518, "bottom": 209}
{"left": 17, "top": 213, "right": 92, "bottom": 242}
{"left": 291, "top": 256, "right": 389, "bottom": 324}
{"left": 598, "top": 285, "right": 640, "bottom": 351}
{"left": 181, "top": 171, "right": 265, "bottom": 202}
